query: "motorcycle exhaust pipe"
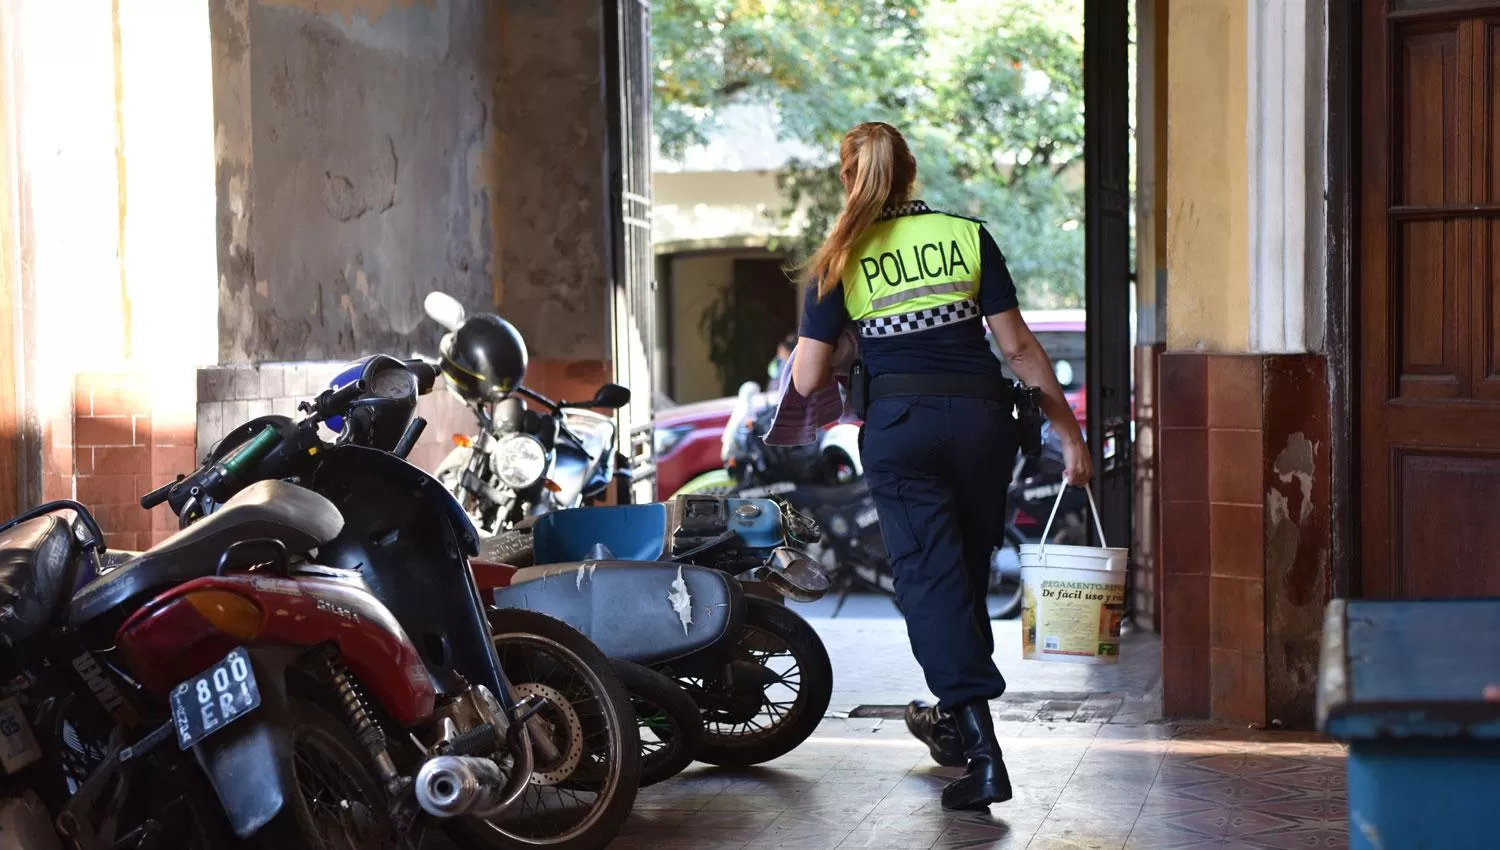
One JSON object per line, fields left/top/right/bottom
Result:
{"left": 415, "top": 755, "right": 511, "bottom": 819}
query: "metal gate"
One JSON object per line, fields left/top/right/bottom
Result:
{"left": 1083, "top": 0, "right": 1133, "bottom": 577}
{"left": 605, "top": 0, "right": 657, "bottom": 500}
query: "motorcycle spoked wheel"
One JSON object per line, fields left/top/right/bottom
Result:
{"left": 447, "top": 610, "right": 640, "bottom": 850}
{"left": 608, "top": 660, "right": 704, "bottom": 787}
{"left": 248, "top": 696, "right": 410, "bottom": 850}
{"left": 658, "top": 597, "right": 833, "bottom": 768}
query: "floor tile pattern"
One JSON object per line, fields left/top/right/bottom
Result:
{"left": 611, "top": 717, "right": 1348, "bottom": 849}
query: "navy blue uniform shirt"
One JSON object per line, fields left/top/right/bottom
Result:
{"left": 799, "top": 223, "right": 1019, "bottom": 378}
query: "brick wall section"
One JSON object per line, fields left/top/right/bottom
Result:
{"left": 1156, "top": 352, "right": 1332, "bottom": 729}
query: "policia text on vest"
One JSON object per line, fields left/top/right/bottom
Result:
{"left": 855, "top": 240, "right": 971, "bottom": 292}
{"left": 843, "top": 213, "right": 983, "bottom": 324}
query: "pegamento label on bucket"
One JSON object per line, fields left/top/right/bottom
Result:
{"left": 1018, "top": 485, "right": 1129, "bottom": 665}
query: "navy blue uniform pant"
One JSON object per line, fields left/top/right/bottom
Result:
{"left": 862, "top": 395, "right": 1017, "bottom": 710}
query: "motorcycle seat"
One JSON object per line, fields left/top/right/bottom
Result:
{"left": 0, "top": 513, "right": 78, "bottom": 644}
{"left": 69, "top": 480, "right": 345, "bottom": 628}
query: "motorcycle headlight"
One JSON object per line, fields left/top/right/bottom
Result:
{"left": 494, "top": 434, "right": 548, "bottom": 490}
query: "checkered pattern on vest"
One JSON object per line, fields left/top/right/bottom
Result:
{"left": 877, "top": 200, "right": 933, "bottom": 221}
{"left": 855, "top": 298, "right": 981, "bottom": 338}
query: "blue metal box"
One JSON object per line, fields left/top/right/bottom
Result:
{"left": 1317, "top": 599, "right": 1500, "bottom": 850}
{"left": 527, "top": 496, "right": 789, "bottom": 565}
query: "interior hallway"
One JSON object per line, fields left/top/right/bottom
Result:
{"left": 606, "top": 595, "right": 1345, "bottom": 848}
{"left": 615, "top": 716, "right": 1346, "bottom": 849}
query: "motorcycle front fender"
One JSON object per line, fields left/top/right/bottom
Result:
{"left": 492, "top": 561, "right": 744, "bottom": 666}
{"left": 191, "top": 646, "right": 299, "bottom": 840}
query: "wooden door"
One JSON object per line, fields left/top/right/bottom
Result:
{"left": 1360, "top": 0, "right": 1500, "bottom": 597}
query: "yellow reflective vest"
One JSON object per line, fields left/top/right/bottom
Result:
{"left": 842, "top": 210, "right": 983, "bottom": 328}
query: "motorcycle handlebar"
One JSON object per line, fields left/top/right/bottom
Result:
{"left": 139, "top": 478, "right": 176, "bottom": 510}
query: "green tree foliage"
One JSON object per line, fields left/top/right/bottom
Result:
{"left": 655, "top": 0, "right": 1086, "bottom": 308}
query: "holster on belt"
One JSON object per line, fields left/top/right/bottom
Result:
{"left": 1013, "top": 383, "right": 1045, "bottom": 458}
{"left": 849, "top": 359, "right": 870, "bottom": 420}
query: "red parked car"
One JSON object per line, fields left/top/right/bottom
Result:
{"left": 653, "top": 311, "right": 1088, "bottom": 500}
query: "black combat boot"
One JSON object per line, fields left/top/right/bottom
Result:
{"left": 940, "top": 701, "right": 1013, "bottom": 811}
{"left": 905, "top": 700, "right": 966, "bottom": 767}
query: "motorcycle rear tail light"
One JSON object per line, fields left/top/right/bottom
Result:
{"left": 182, "top": 590, "right": 265, "bottom": 641}
{"left": 117, "top": 589, "right": 265, "bottom": 694}
{"left": 453, "top": 434, "right": 473, "bottom": 448}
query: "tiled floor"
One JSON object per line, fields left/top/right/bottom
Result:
{"left": 611, "top": 717, "right": 1348, "bottom": 849}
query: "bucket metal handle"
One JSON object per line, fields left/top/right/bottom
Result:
{"left": 1038, "top": 481, "right": 1108, "bottom": 553}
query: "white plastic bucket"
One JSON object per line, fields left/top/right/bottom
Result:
{"left": 1019, "top": 484, "right": 1129, "bottom": 665}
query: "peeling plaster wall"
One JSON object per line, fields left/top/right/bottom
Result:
{"left": 1262, "top": 356, "right": 1330, "bottom": 729}
{"left": 213, "top": 0, "right": 612, "bottom": 365}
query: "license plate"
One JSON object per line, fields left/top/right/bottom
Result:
{"left": 855, "top": 506, "right": 880, "bottom": 528}
{"left": 170, "top": 647, "right": 260, "bottom": 750}
{"left": 0, "top": 696, "right": 41, "bottom": 774}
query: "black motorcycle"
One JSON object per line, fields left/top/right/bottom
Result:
{"left": 0, "top": 501, "right": 241, "bottom": 849}
{"left": 141, "top": 353, "right": 641, "bottom": 850}
{"left": 422, "top": 293, "right": 634, "bottom": 537}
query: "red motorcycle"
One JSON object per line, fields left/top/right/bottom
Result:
{"left": 119, "top": 355, "right": 639, "bottom": 849}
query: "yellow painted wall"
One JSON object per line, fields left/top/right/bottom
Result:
{"left": 1165, "top": 0, "right": 1249, "bottom": 351}
{"left": 669, "top": 255, "right": 734, "bottom": 404}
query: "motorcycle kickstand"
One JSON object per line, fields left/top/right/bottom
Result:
{"left": 829, "top": 582, "right": 852, "bottom": 619}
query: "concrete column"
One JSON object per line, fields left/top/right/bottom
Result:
{"left": 1165, "top": 0, "right": 1249, "bottom": 352}
{"left": 1246, "top": 0, "right": 1327, "bottom": 354}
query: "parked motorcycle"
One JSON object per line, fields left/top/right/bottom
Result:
{"left": 136, "top": 353, "right": 640, "bottom": 850}
{"left": 674, "top": 387, "right": 1090, "bottom": 620}
{"left": 0, "top": 500, "right": 249, "bottom": 849}
{"left": 476, "top": 494, "right": 834, "bottom": 768}
{"left": 423, "top": 292, "right": 633, "bottom": 536}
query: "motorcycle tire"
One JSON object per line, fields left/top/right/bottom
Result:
{"left": 246, "top": 695, "right": 405, "bottom": 850}
{"left": 482, "top": 528, "right": 535, "bottom": 568}
{"left": 609, "top": 659, "right": 703, "bottom": 787}
{"left": 663, "top": 597, "right": 832, "bottom": 768}
{"left": 448, "top": 610, "right": 640, "bottom": 850}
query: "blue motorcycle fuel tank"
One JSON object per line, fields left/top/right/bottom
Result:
{"left": 718, "top": 499, "right": 788, "bottom": 551}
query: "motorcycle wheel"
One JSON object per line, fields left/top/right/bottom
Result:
{"left": 987, "top": 530, "right": 1026, "bottom": 621}
{"left": 248, "top": 696, "right": 408, "bottom": 850}
{"left": 661, "top": 597, "right": 832, "bottom": 768}
{"left": 609, "top": 659, "right": 703, "bottom": 787}
{"left": 448, "top": 610, "right": 639, "bottom": 850}
{"left": 483, "top": 528, "right": 535, "bottom": 568}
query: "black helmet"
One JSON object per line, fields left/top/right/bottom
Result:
{"left": 439, "top": 314, "right": 529, "bottom": 402}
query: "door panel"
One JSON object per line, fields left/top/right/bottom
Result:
{"left": 1361, "top": 0, "right": 1500, "bottom": 599}
{"left": 1398, "top": 452, "right": 1500, "bottom": 596}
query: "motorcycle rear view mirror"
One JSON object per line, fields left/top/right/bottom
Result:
{"left": 585, "top": 383, "right": 631, "bottom": 410}
{"left": 423, "top": 291, "right": 466, "bottom": 332}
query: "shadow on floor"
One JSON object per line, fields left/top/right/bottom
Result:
{"left": 613, "top": 717, "right": 1346, "bottom": 849}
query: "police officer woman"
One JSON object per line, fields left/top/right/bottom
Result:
{"left": 791, "top": 122, "right": 1092, "bottom": 811}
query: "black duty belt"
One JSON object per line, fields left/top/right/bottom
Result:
{"left": 868, "top": 373, "right": 1014, "bottom": 405}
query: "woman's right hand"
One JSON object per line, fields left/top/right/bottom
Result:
{"left": 1063, "top": 436, "right": 1093, "bottom": 486}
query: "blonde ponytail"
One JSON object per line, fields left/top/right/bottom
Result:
{"left": 801, "top": 123, "right": 918, "bottom": 299}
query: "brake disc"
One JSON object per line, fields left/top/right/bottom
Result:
{"left": 511, "top": 682, "right": 583, "bottom": 786}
